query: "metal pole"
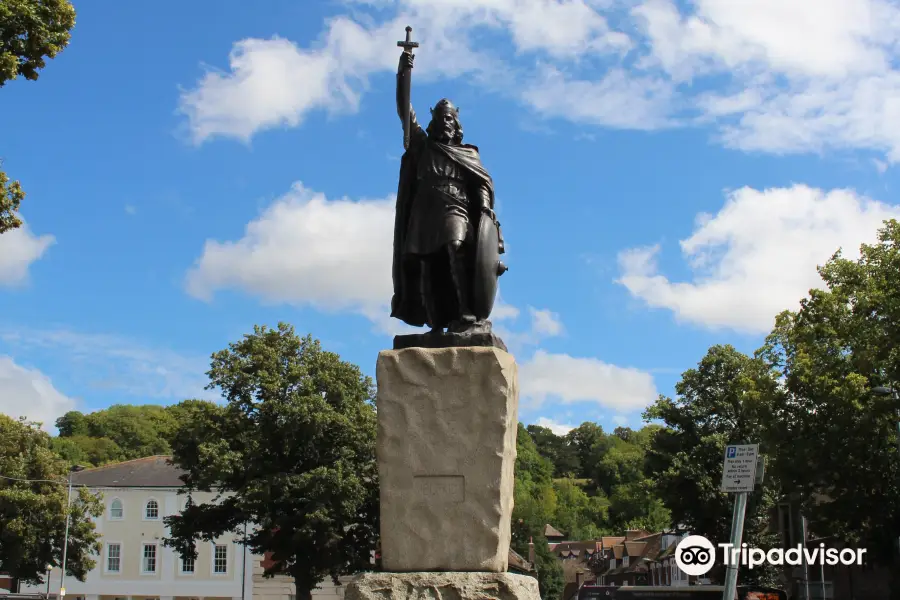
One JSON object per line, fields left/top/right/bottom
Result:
{"left": 46, "top": 566, "right": 51, "bottom": 597}
{"left": 801, "top": 516, "right": 810, "bottom": 600}
{"left": 241, "top": 521, "right": 248, "bottom": 600}
{"left": 59, "top": 472, "right": 72, "bottom": 596}
{"left": 820, "top": 558, "right": 826, "bottom": 600}
{"left": 722, "top": 492, "right": 748, "bottom": 600}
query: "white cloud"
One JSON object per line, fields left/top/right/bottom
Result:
{"left": 633, "top": 0, "right": 900, "bottom": 158}
{"left": 0, "top": 328, "right": 213, "bottom": 402}
{"left": 0, "top": 224, "right": 54, "bottom": 286}
{"left": 520, "top": 350, "right": 658, "bottom": 411}
{"left": 492, "top": 299, "right": 520, "bottom": 321}
{"left": 528, "top": 307, "right": 564, "bottom": 337}
{"left": 617, "top": 185, "right": 900, "bottom": 333}
{"left": 611, "top": 415, "right": 629, "bottom": 426}
{"left": 533, "top": 416, "right": 575, "bottom": 435}
{"left": 186, "top": 182, "right": 395, "bottom": 314}
{"left": 177, "top": 0, "right": 634, "bottom": 143}
{"left": 521, "top": 67, "right": 676, "bottom": 130}
{"left": 0, "top": 356, "right": 76, "bottom": 431}
{"left": 177, "top": 0, "right": 900, "bottom": 159}
{"left": 494, "top": 305, "right": 565, "bottom": 352}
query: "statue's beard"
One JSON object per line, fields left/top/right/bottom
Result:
{"left": 430, "top": 122, "right": 457, "bottom": 144}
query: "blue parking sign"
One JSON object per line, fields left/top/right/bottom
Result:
{"left": 727, "top": 446, "right": 736, "bottom": 458}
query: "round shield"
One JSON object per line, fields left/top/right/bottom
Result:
{"left": 471, "top": 212, "right": 506, "bottom": 319}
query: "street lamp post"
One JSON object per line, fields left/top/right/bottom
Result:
{"left": 59, "top": 465, "right": 85, "bottom": 597}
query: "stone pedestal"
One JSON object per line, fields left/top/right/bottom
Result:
{"left": 346, "top": 572, "right": 540, "bottom": 600}
{"left": 376, "top": 347, "right": 519, "bottom": 573}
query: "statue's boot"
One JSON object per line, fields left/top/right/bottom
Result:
{"left": 447, "top": 244, "right": 476, "bottom": 332}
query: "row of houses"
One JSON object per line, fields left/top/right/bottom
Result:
{"left": 540, "top": 525, "right": 697, "bottom": 600}
{"left": 6, "top": 456, "right": 535, "bottom": 600}
{"left": 542, "top": 498, "right": 895, "bottom": 600}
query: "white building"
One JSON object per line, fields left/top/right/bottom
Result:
{"left": 21, "top": 456, "right": 347, "bottom": 600}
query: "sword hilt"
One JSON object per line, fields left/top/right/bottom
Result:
{"left": 397, "top": 26, "right": 419, "bottom": 54}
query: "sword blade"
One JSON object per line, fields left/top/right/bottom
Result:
{"left": 399, "top": 65, "right": 412, "bottom": 150}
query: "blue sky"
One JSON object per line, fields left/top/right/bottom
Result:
{"left": 3, "top": 0, "right": 900, "bottom": 435}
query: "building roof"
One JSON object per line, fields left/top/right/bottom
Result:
{"left": 624, "top": 529, "right": 652, "bottom": 540}
{"left": 551, "top": 541, "right": 601, "bottom": 559}
{"left": 544, "top": 524, "right": 565, "bottom": 538}
{"left": 601, "top": 536, "right": 626, "bottom": 549}
{"left": 624, "top": 541, "right": 647, "bottom": 557}
{"left": 72, "top": 456, "right": 187, "bottom": 488}
{"left": 508, "top": 548, "right": 535, "bottom": 573}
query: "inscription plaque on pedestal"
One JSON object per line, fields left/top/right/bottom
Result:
{"left": 413, "top": 475, "right": 465, "bottom": 503}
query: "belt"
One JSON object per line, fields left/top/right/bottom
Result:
{"left": 421, "top": 176, "right": 466, "bottom": 186}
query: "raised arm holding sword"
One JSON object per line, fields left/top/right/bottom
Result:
{"left": 389, "top": 26, "right": 508, "bottom": 341}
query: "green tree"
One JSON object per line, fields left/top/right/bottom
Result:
{"left": 55, "top": 411, "right": 90, "bottom": 437}
{"left": 51, "top": 435, "right": 124, "bottom": 466}
{"left": 760, "top": 220, "right": 900, "bottom": 596}
{"left": 0, "top": 0, "right": 75, "bottom": 86}
{"left": 526, "top": 424, "right": 581, "bottom": 477}
{"left": 1, "top": 0, "right": 76, "bottom": 233}
{"left": 0, "top": 167, "right": 25, "bottom": 233}
{"left": 0, "top": 415, "right": 102, "bottom": 590}
{"left": 644, "top": 345, "right": 781, "bottom": 586}
{"left": 512, "top": 423, "right": 564, "bottom": 600}
{"left": 551, "top": 477, "right": 609, "bottom": 540}
{"left": 163, "top": 324, "right": 378, "bottom": 600}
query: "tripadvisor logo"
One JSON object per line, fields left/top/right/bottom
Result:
{"left": 675, "top": 535, "right": 867, "bottom": 575}
{"left": 675, "top": 535, "right": 716, "bottom": 576}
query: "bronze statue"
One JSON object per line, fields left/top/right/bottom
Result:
{"left": 390, "top": 27, "right": 508, "bottom": 348}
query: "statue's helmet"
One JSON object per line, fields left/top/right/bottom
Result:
{"left": 430, "top": 98, "right": 459, "bottom": 117}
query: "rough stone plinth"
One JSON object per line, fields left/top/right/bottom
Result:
{"left": 345, "top": 572, "right": 540, "bottom": 600}
{"left": 377, "top": 347, "right": 519, "bottom": 572}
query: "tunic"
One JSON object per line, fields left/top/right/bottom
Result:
{"left": 403, "top": 114, "right": 472, "bottom": 256}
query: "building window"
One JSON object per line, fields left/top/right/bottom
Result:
{"left": 623, "top": 555, "right": 629, "bottom": 567}
{"left": 109, "top": 498, "right": 123, "bottom": 520}
{"left": 145, "top": 499, "right": 159, "bottom": 520}
{"left": 214, "top": 544, "right": 228, "bottom": 574}
{"left": 106, "top": 543, "right": 121, "bottom": 572}
{"left": 181, "top": 555, "right": 195, "bottom": 574}
{"left": 142, "top": 543, "right": 157, "bottom": 573}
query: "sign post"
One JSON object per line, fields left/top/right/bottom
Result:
{"left": 721, "top": 444, "right": 759, "bottom": 600}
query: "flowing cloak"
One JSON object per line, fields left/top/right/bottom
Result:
{"left": 390, "top": 140, "right": 495, "bottom": 326}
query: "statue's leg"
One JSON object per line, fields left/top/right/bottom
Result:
{"left": 447, "top": 240, "right": 476, "bottom": 331}
{"left": 420, "top": 257, "right": 442, "bottom": 334}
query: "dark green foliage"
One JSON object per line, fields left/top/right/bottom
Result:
{"left": 0, "top": 0, "right": 76, "bottom": 86}
{"left": 0, "top": 414, "right": 102, "bottom": 587}
{"left": 760, "top": 220, "right": 900, "bottom": 596}
{"left": 162, "top": 324, "right": 378, "bottom": 600}
{"left": 0, "top": 167, "right": 25, "bottom": 233}
{"left": 0, "top": 0, "right": 76, "bottom": 233}
{"left": 644, "top": 345, "right": 782, "bottom": 585}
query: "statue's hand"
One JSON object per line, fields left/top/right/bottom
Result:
{"left": 399, "top": 52, "right": 415, "bottom": 72}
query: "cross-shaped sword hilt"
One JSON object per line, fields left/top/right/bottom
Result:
{"left": 397, "top": 26, "right": 419, "bottom": 53}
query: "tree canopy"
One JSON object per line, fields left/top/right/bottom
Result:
{"left": 760, "top": 219, "right": 900, "bottom": 591}
{"left": 644, "top": 345, "right": 782, "bottom": 586}
{"left": 163, "top": 324, "right": 379, "bottom": 600}
{"left": 0, "top": 414, "right": 102, "bottom": 589}
{"left": 0, "top": 0, "right": 76, "bottom": 234}
{"left": 0, "top": 0, "right": 75, "bottom": 86}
